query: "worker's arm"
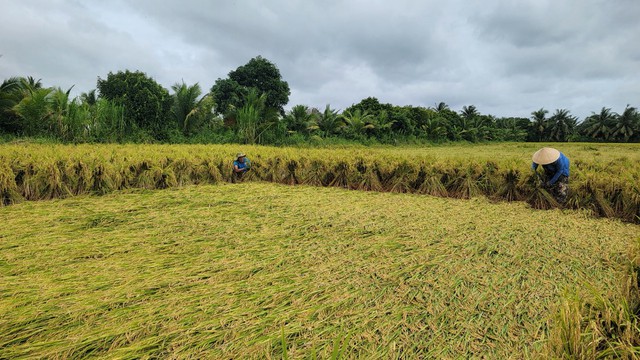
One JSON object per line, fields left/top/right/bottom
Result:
{"left": 547, "top": 167, "right": 562, "bottom": 185}
{"left": 531, "top": 162, "right": 538, "bottom": 171}
{"left": 233, "top": 164, "right": 243, "bottom": 173}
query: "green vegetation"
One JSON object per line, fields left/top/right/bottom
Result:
{"left": 2, "top": 57, "right": 639, "bottom": 144}
{"left": 1, "top": 182, "right": 639, "bottom": 358}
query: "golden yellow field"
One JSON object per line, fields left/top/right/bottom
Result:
{"left": 1, "top": 142, "right": 639, "bottom": 222}
{"left": 1, "top": 182, "right": 639, "bottom": 358}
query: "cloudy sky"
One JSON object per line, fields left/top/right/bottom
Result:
{"left": 1, "top": 0, "right": 639, "bottom": 119}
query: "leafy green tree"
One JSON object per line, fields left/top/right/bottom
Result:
{"left": 97, "top": 70, "right": 173, "bottom": 140}
{"left": 548, "top": 109, "right": 577, "bottom": 142}
{"left": 341, "top": 109, "right": 375, "bottom": 139}
{"left": 370, "top": 109, "right": 397, "bottom": 138}
{"left": 284, "top": 105, "right": 317, "bottom": 135}
{"left": 346, "top": 97, "right": 391, "bottom": 117}
{"left": 80, "top": 90, "right": 97, "bottom": 106}
{"left": 316, "top": 105, "right": 343, "bottom": 137}
{"left": 419, "top": 115, "right": 447, "bottom": 141}
{"left": 170, "top": 82, "right": 214, "bottom": 136}
{"left": 582, "top": 107, "right": 615, "bottom": 141}
{"left": 461, "top": 105, "right": 479, "bottom": 120}
{"left": 0, "top": 77, "right": 24, "bottom": 133}
{"left": 235, "top": 88, "right": 279, "bottom": 144}
{"left": 495, "top": 117, "right": 528, "bottom": 141}
{"left": 433, "top": 102, "right": 450, "bottom": 112}
{"left": 12, "top": 87, "right": 53, "bottom": 135}
{"left": 529, "top": 108, "right": 549, "bottom": 142}
{"left": 210, "top": 78, "right": 244, "bottom": 118}
{"left": 48, "top": 87, "right": 74, "bottom": 139}
{"left": 611, "top": 105, "right": 639, "bottom": 142}
{"left": 211, "top": 56, "right": 290, "bottom": 117}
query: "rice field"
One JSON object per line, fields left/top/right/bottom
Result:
{"left": 1, "top": 142, "right": 639, "bottom": 223}
{"left": 1, "top": 182, "right": 640, "bottom": 358}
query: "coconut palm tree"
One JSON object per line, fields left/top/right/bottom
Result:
{"left": 583, "top": 107, "right": 615, "bottom": 141}
{"left": 548, "top": 109, "right": 577, "bottom": 142}
{"left": 341, "top": 109, "right": 375, "bottom": 138}
{"left": 80, "top": 90, "right": 97, "bottom": 106}
{"left": 316, "top": 104, "right": 343, "bottom": 137}
{"left": 170, "top": 82, "right": 206, "bottom": 135}
{"left": 0, "top": 77, "right": 24, "bottom": 132}
{"left": 611, "top": 105, "right": 639, "bottom": 142}
{"left": 12, "top": 87, "right": 53, "bottom": 135}
{"left": 461, "top": 105, "right": 479, "bottom": 120}
{"left": 420, "top": 116, "right": 447, "bottom": 140}
{"left": 433, "top": 102, "right": 449, "bottom": 112}
{"left": 530, "top": 108, "right": 549, "bottom": 142}
{"left": 284, "top": 105, "right": 316, "bottom": 135}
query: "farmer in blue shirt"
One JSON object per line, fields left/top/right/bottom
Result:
{"left": 233, "top": 152, "right": 250, "bottom": 180}
{"left": 532, "top": 147, "right": 570, "bottom": 203}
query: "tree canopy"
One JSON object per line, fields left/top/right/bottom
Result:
{"left": 211, "top": 56, "right": 290, "bottom": 117}
{"left": 97, "top": 70, "right": 173, "bottom": 139}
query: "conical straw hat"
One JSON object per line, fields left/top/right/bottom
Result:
{"left": 532, "top": 147, "right": 560, "bottom": 165}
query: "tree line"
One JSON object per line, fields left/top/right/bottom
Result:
{"left": 1, "top": 56, "right": 639, "bottom": 144}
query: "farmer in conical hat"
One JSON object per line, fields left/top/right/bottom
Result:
{"left": 532, "top": 147, "right": 570, "bottom": 203}
{"left": 233, "top": 152, "right": 251, "bottom": 181}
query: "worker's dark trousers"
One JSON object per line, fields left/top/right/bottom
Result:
{"left": 550, "top": 175, "right": 569, "bottom": 203}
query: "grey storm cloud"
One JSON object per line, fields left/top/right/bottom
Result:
{"left": 1, "top": 0, "right": 639, "bottom": 119}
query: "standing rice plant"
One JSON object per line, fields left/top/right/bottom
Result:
{"left": 260, "top": 157, "right": 283, "bottom": 183}
{"left": 328, "top": 161, "right": 350, "bottom": 188}
{"left": 447, "top": 164, "right": 483, "bottom": 199}
{"left": 36, "top": 160, "right": 72, "bottom": 200}
{"left": 169, "top": 158, "right": 195, "bottom": 186}
{"left": 63, "top": 160, "right": 92, "bottom": 195}
{"left": 281, "top": 158, "right": 300, "bottom": 185}
{"left": 583, "top": 176, "right": 616, "bottom": 219}
{"left": 193, "top": 159, "right": 222, "bottom": 185}
{"left": 351, "top": 159, "right": 383, "bottom": 191}
{"left": 623, "top": 183, "right": 640, "bottom": 223}
{"left": 156, "top": 166, "right": 177, "bottom": 189}
{"left": 300, "top": 159, "right": 326, "bottom": 187}
{"left": 91, "top": 163, "right": 118, "bottom": 195}
{"left": 522, "top": 172, "right": 559, "bottom": 210}
{"left": 385, "top": 161, "right": 418, "bottom": 193}
{"left": 479, "top": 161, "right": 501, "bottom": 196}
{"left": 0, "top": 161, "right": 22, "bottom": 206}
{"left": 494, "top": 168, "right": 522, "bottom": 202}
{"left": 416, "top": 164, "right": 448, "bottom": 197}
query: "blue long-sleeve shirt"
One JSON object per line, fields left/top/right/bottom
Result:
{"left": 532, "top": 152, "right": 569, "bottom": 185}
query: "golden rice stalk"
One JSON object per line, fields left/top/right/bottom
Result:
{"left": 63, "top": 160, "right": 93, "bottom": 195}
{"left": 447, "top": 165, "right": 483, "bottom": 199}
{"left": 192, "top": 159, "right": 222, "bottom": 185}
{"left": 169, "top": 158, "right": 195, "bottom": 187}
{"left": 351, "top": 159, "right": 383, "bottom": 192}
{"left": 0, "top": 161, "right": 23, "bottom": 206}
{"left": 91, "top": 164, "right": 118, "bottom": 195}
{"left": 584, "top": 177, "right": 615, "bottom": 219}
{"left": 281, "top": 159, "right": 300, "bottom": 185}
{"left": 328, "top": 161, "right": 350, "bottom": 188}
{"left": 36, "top": 161, "right": 72, "bottom": 200}
{"left": 479, "top": 161, "right": 501, "bottom": 195}
{"left": 300, "top": 159, "right": 326, "bottom": 187}
{"left": 156, "top": 166, "right": 178, "bottom": 189}
{"left": 523, "top": 173, "right": 559, "bottom": 210}
{"left": 385, "top": 161, "right": 418, "bottom": 193}
{"left": 494, "top": 169, "right": 522, "bottom": 202}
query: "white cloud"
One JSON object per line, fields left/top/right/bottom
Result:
{"left": 1, "top": 0, "right": 638, "bottom": 119}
